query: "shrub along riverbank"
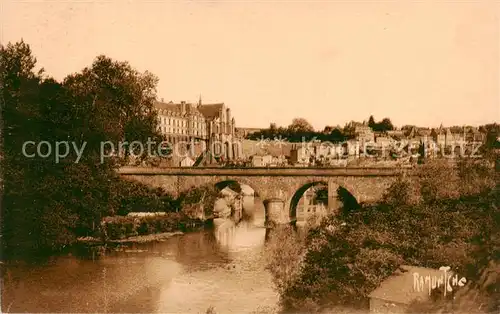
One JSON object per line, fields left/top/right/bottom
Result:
{"left": 95, "top": 213, "right": 205, "bottom": 242}
{"left": 264, "top": 159, "right": 500, "bottom": 313}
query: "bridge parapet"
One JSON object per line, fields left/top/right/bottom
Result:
{"left": 117, "top": 166, "right": 417, "bottom": 177}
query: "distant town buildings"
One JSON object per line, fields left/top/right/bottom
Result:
{"left": 250, "top": 153, "right": 287, "bottom": 167}
{"left": 151, "top": 105, "right": 490, "bottom": 168}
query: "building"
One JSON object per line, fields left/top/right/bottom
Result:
{"left": 368, "top": 265, "right": 454, "bottom": 313}
{"left": 387, "top": 129, "right": 405, "bottom": 138}
{"left": 250, "top": 154, "right": 274, "bottom": 167}
{"left": 179, "top": 156, "right": 194, "bottom": 167}
{"left": 155, "top": 97, "right": 240, "bottom": 163}
{"left": 375, "top": 134, "right": 394, "bottom": 147}
{"left": 430, "top": 126, "right": 469, "bottom": 156}
{"left": 290, "top": 144, "right": 313, "bottom": 165}
{"left": 406, "top": 127, "right": 432, "bottom": 143}
{"left": 354, "top": 122, "right": 375, "bottom": 144}
{"left": 465, "top": 127, "right": 485, "bottom": 143}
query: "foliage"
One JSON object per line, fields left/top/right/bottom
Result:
{"left": 337, "top": 186, "right": 360, "bottom": 214}
{"left": 367, "top": 115, "right": 394, "bottom": 132}
{"left": 382, "top": 176, "right": 419, "bottom": 206}
{"left": 417, "top": 159, "right": 461, "bottom": 203}
{"left": 264, "top": 225, "right": 308, "bottom": 306}
{"left": 313, "top": 186, "right": 329, "bottom": 205}
{"left": 101, "top": 213, "right": 200, "bottom": 240}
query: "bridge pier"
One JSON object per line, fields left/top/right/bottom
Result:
{"left": 328, "top": 181, "right": 342, "bottom": 215}
{"left": 264, "top": 198, "right": 288, "bottom": 226}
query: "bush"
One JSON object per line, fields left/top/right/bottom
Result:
{"left": 418, "top": 159, "right": 461, "bottom": 203}
{"left": 264, "top": 225, "right": 308, "bottom": 307}
{"left": 382, "top": 176, "right": 418, "bottom": 206}
{"left": 100, "top": 213, "right": 194, "bottom": 240}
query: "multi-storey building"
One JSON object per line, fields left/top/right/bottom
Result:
{"left": 155, "top": 100, "right": 208, "bottom": 143}
{"left": 155, "top": 98, "right": 239, "bottom": 162}
{"left": 352, "top": 122, "right": 375, "bottom": 144}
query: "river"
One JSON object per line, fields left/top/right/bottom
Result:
{"left": 1, "top": 196, "right": 281, "bottom": 313}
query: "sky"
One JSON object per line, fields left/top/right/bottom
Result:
{"left": 2, "top": 0, "right": 499, "bottom": 130}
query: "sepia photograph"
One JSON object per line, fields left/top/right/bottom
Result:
{"left": 1, "top": 0, "right": 499, "bottom": 313}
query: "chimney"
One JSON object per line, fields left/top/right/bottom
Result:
{"left": 226, "top": 108, "right": 231, "bottom": 133}
{"left": 180, "top": 101, "right": 186, "bottom": 114}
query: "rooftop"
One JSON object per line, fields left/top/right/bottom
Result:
{"left": 196, "top": 103, "right": 225, "bottom": 120}
{"left": 154, "top": 101, "right": 226, "bottom": 120}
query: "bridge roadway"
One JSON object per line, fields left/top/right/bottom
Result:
{"left": 117, "top": 166, "right": 416, "bottom": 177}
{"left": 118, "top": 166, "right": 417, "bottom": 225}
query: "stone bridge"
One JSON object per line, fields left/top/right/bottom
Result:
{"left": 118, "top": 167, "right": 417, "bottom": 224}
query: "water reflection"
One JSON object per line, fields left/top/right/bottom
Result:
{"left": 2, "top": 193, "right": 279, "bottom": 313}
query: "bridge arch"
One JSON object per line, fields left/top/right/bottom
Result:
{"left": 289, "top": 180, "right": 359, "bottom": 223}
{"left": 289, "top": 181, "right": 328, "bottom": 223}
{"left": 213, "top": 179, "right": 265, "bottom": 224}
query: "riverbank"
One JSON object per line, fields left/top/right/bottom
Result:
{"left": 97, "top": 212, "right": 206, "bottom": 241}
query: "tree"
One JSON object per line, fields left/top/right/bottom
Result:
{"left": 379, "top": 118, "right": 394, "bottom": 131}
{"left": 270, "top": 122, "right": 278, "bottom": 132}
{"left": 286, "top": 118, "right": 315, "bottom": 142}
{"left": 288, "top": 118, "right": 314, "bottom": 133}
{"left": 368, "top": 115, "right": 376, "bottom": 129}
{"left": 328, "top": 128, "right": 345, "bottom": 143}
{"left": 63, "top": 55, "right": 162, "bottom": 160}
{"left": 323, "top": 126, "right": 334, "bottom": 134}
